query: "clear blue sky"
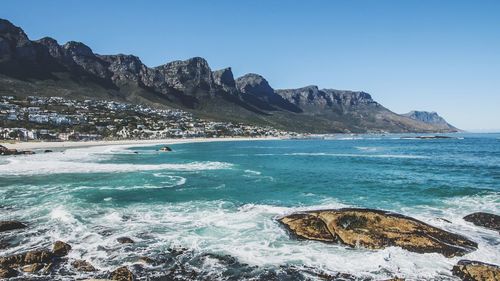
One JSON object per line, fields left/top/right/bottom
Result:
{"left": 2, "top": 0, "right": 499, "bottom": 130}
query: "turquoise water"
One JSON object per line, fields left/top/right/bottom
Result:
{"left": 1, "top": 134, "right": 499, "bottom": 280}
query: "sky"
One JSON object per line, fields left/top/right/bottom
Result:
{"left": 2, "top": 0, "right": 499, "bottom": 131}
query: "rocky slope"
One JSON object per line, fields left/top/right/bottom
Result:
{"left": 403, "top": 110, "right": 458, "bottom": 132}
{"left": 0, "top": 18, "right": 459, "bottom": 133}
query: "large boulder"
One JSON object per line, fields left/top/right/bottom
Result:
{"left": 71, "top": 259, "right": 96, "bottom": 272}
{"left": 52, "top": 240, "right": 72, "bottom": 256}
{"left": 116, "top": 237, "right": 134, "bottom": 244}
{"left": 0, "top": 250, "right": 52, "bottom": 267}
{"left": 0, "top": 220, "right": 26, "bottom": 232}
{"left": 452, "top": 260, "right": 500, "bottom": 281}
{"left": 464, "top": 212, "right": 500, "bottom": 233}
{"left": 279, "top": 208, "right": 477, "bottom": 257}
{"left": 111, "top": 266, "right": 135, "bottom": 281}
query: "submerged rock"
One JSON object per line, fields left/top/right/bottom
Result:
{"left": 117, "top": 237, "right": 134, "bottom": 244}
{"left": 452, "top": 260, "right": 500, "bottom": 281}
{"left": 111, "top": 266, "right": 135, "bottom": 281}
{"left": 52, "top": 240, "right": 72, "bottom": 256}
{"left": 464, "top": 212, "right": 500, "bottom": 233}
{"left": 279, "top": 208, "right": 477, "bottom": 257}
{"left": 0, "top": 220, "right": 27, "bottom": 232}
{"left": 159, "top": 146, "right": 172, "bottom": 152}
{"left": 71, "top": 259, "right": 96, "bottom": 272}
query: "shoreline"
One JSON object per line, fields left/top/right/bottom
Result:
{"left": 0, "top": 136, "right": 282, "bottom": 151}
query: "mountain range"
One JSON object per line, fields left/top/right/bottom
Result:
{"left": 0, "top": 19, "right": 458, "bottom": 133}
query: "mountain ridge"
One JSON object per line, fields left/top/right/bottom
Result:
{"left": 0, "top": 18, "right": 459, "bottom": 133}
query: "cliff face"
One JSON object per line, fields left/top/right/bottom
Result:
{"left": 0, "top": 19, "right": 459, "bottom": 133}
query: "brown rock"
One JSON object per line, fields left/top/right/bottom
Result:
{"left": 52, "top": 240, "right": 72, "bottom": 256}
{"left": 452, "top": 260, "right": 500, "bottom": 281}
{"left": 464, "top": 212, "right": 500, "bottom": 233}
{"left": 72, "top": 259, "right": 96, "bottom": 272}
{"left": 0, "top": 266, "right": 18, "bottom": 278}
{"left": 22, "top": 262, "right": 44, "bottom": 273}
{"left": 0, "top": 250, "right": 52, "bottom": 267}
{"left": 111, "top": 266, "right": 135, "bottom": 281}
{"left": 116, "top": 237, "right": 134, "bottom": 244}
{"left": 279, "top": 208, "right": 477, "bottom": 257}
{"left": 0, "top": 220, "right": 27, "bottom": 232}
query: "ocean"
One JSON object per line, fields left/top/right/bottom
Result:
{"left": 1, "top": 133, "right": 499, "bottom": 280}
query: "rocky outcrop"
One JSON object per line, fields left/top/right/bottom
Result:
{"left": 464, "top": 212, "right": 500, "bottom": 233}
{"left": 0, "top": 220, "right": 26, "bottom": 232}
{"left": 52, "top": 240, "right": 72, "bottom": 256}
{"left": 235, "top": 73, "right": 302, "bottom": 112}
{"left": 277, "top": 86, "right": 378, "bottom": 112}
{"left": 213, "top": 67, "right": 236, "bottom": 91}
{"left": 279, "top": 208, "right": 477, "bottom": 257}
{"left": 0, "top": 241, "right": 71, "bottom": 277}
{"left": 0, "top": 145, "right": 35, "bottom": 155}
{"left": 403, "top": 111, "right": 458, "bottom": 131}
{"left": 116, "top": 237, "right": 134, "bottom": 244}
{"left": 155, "top": 57, "right": 214, "bottom": 95}
{"left": 71, "top": 259, "right": 96, "bottom": 272}
{"left": 111, "top": 266, "right": 135, "bottom": 281}
{"left": 452, "top": 260, "right": 500, "bottom": 281}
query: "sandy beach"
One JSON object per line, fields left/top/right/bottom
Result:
{"left": 0, "top": 137, "right": 281, "bottom": 151}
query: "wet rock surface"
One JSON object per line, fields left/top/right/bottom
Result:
{"left": 116, "top": 237, "right": 135, "bottom": 244}
{"left": 52, "top": 240, "right": 72, "bottom": 256}
{"left": 452, "top": 260, "right": 500, "bottom": 281}
{"left": 0, "top": 241, "right": 71, "bottom": 278}
{"left": 464, "top": 212, "right": 500, "bottom": 233}
{"left": 279, "top": 208, "right": 478, "bottom": 257}
{"left": 111, "top": 266, "right": 135, "bottom": 281}
{"left": 72, "top": 259, "right": 96, "bottom": 272}
{"left": 0, "top": 220, "right": 27, "bottom": 232}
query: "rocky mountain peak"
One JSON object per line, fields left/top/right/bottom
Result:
{"left": 212, "top": 67, "right": 235, "bottom": 88}
{"left": 403, "top": 110, "right": 456, "bottom": 129}
{"left": 156, "top": 57, "right": 214, "bottom": 94}
{"left": 62, "top": 41, "right": 94, "bottom": 57}
{"left": 235, "top": 73, "right": 274, "bottom": 97}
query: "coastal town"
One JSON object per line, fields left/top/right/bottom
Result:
{"left": 0, "top": 95, "right": 295, "bottom": 142}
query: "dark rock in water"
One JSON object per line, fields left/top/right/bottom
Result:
{"left": 416, "top": 135, "right": 453, "bottom": 139}
{"left": 117, "top": 237, "right": 134, "bottom": 244}
{"left": 71, "top": 259, "right": 96, "bottom": 272}
{"left": 111, "top": 266, "right": 135, "bottom": 281}
{"left": 52, "top": 240, "right": 72, "bottom": 256}
{"left": 279, "top": 208, "right": 477, "bottom": 257}
{"left": 44, "top": 149, "right": 53, "bottom": 153}
{"left": 0, "top": 265, "right": 18, "bottom": 278}
{"left": 452, "top": 260, "right": 500, "bottom": 281}
{"left": 0, "top": 145, "right": 17, "bottom": 155}
{"left": 0, "top": 220, "right": 27, "bottom": 232}
{"left": 159, "top": 146, "right": 172, "bottom": 152}
{"left": 464, "top": 212, "right": 500, "bottom": 233}
{"left": 437, "top": 217, "right": 452, "bottom": 223}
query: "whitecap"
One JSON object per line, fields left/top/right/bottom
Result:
{"left": 0, "top": 158, "right": 233, "bottom": 176}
